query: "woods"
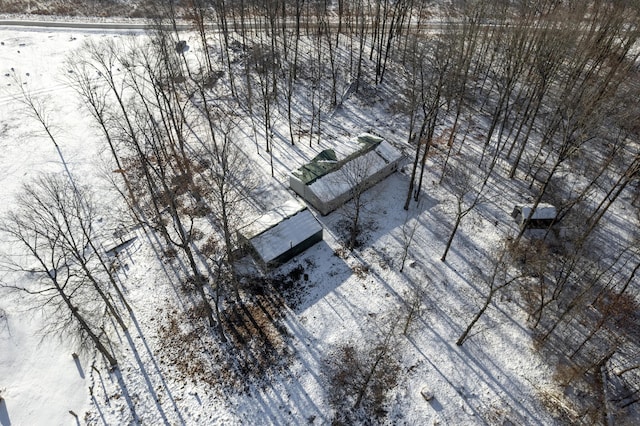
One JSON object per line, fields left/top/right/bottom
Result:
{"left": 1, "top": 0, "right": 639, "bottom": 424}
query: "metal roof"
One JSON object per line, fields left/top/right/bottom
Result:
{"left": 291, "top": 133, "right": 384, "bottom": 185}
{"left": 250, "top": 209, "right": 323, "bottom": 264}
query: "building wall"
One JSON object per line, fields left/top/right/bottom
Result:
{"left": 289, "top": 175, "right": 306, "bottom": 197}
{"left": 266, "top": 229, "right": 324, "bottom": 268}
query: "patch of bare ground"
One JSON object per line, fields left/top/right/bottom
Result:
{"left": 156, "top": 308, "right": 221, "bottom": 388}
{"left": 221, "top": 294, "right": 292, "bottom": 387}
{"left": 245, "top": 261, "right": 316, "bottom": 310}
{"left": 529, "top": 288, "right": 640, "bottom": 424}
{"left": 536, "top": 384, "right": 584, "bottom": 425}
{"left": 326, "top": 338, "right": 400, "bottom": 424}
{"left": 156, "top": 290, "right": 293, "bottom": 394}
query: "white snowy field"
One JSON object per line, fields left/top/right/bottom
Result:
{"left": 0, "top": 27, "right": 135, "bottom": 426}
{"left": 0, "top": 25, "right": 584, "bottom": 426}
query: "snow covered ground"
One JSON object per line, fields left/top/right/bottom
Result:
{"left": 0, "top": 27, "right": 124, "bottom": 426}
{"left": 0, "top": 23, "right": 614, "bottom": 426}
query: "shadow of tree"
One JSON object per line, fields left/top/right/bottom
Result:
{"left": 155, "top": 289, "right": 293, "bottom": 394}
{"left": 220, "top": 293, "right": 293, "bottom": 389}
{"left": 0, "top": 399, "right": 10, "bottom": 426}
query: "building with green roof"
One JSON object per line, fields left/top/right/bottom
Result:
{"left": 289, "top": 133, "right": 402, "bottom": 215}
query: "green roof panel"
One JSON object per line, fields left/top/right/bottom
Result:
{"left": 292, "top": 149, "right": 338, "bottom": 185}
{"left": 292, "top": 134, "right": 384, "bottom": 185}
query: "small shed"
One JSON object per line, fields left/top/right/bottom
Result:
{"left": 511, "top": 203, "right": 557, "bottom": 229}
{"left": 238, "top": 200, "right": 323, "bottom": 268}
{"left": 289, "top": 133, "right": 402, "bottom": 215}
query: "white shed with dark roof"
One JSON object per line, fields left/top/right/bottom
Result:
{"left": 511, "top": 203, "right": 557, "bottom": 229}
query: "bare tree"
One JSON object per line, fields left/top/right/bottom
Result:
{"left": 0, "top": 307, "right": 7, "bottom": 334}
{"left": 404, "top": 34, "right": 451, "bottom": 209}
{"left": 11, "top": 72, "right": 79, "bottom": 195}
{"left": 442, "top": 1, "right": 486, "bottom": 151}
{"left": 198, "top": 109, "right": 257, "bottom": 300}
{"left": 1, "top": 176, "right": 119, "bottom": 367}
{"left": 456, "top": 240, "right": 522, "bottom": 346}
{"left": 402, "top": 284, "right": 426, "bottom": 336}
{"left": 248, "top": 41, "right": 278, "bottom": 176}
{"left": 327, "top": 317, "right": 401, "bottom": 423}
{"left": 399, "top": 210, "right": 419, "bottom": 273}
{"left": 84, "top": 36, "right": 218, "bottom": 328}
{"left": 308, "top": 30, "right": 327, "bottom": 147}
{"left": 336, "top": 151, "right": 380, "bottom": 250}
{"left": 440, "top": 161, "right": 486, "bottom": 262}
{"left": 477, "top": 8, "right": 535, "bottom": 167}
{"left": 16, "top": 62, "right": 133, "bottom": 317}
{"left": 64, "top": 53, "right": 137, "bottom": 208}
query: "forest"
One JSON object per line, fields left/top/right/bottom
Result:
{"left": 1, "top": 0, "right": 640, "bottom": 424}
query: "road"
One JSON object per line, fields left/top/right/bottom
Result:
{"left": 0, "top": 16, "right": 456, "bottom": 33}
{"left": 0, "top": 18, "right": 190, "bottom": 31}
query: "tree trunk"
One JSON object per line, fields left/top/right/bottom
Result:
{"left": 456, "top": 291, "right": 491, "bottom": 346}
{"left": 441, "top": 213, "right": 462, "bottom": 262}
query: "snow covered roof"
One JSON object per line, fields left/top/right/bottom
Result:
{"left": 308, "top": 140, "right": 402, "bottom": 203}
{"left": 250, "top": 209, "right": 323, "bottom": 265}
{"left": 374, "top": 137, "right": 402, "bottom": 162}
{"left": 240, "top": 199, "right": 306, "bottom": 240}
{"left": 516, "top": 203, "right": 557, "bottom": 220}
{"left": 291, "top": 149, "right": 339, "bottom": 185}
{"left": 291, "top": 133, "right": 385, "bottom": 185}
{"left": 309, "top": 148, "right": 390, "bottom": 203}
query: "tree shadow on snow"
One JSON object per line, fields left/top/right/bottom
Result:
{"left": 264, "top": 241, "right": 352, "bottom": 314}
{"left": 220, "top": 286, "right": 329, "bottom": 423}
{"left": 0, "top": 399, "right": 10, "bottom": 426}
{"left": 121, "top": 312, "right": 187, "bottom": 426}
{"left": 73, "top": 355, "right": 85, "bottom": 379}
{"left": 218, "top": 292, "right": 294, "bottom": 388}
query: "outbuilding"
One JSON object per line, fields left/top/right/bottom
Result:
{"left": 238, "top": 200, "right": 323, "bottom": 268}
{"left": 289, "top": 133, "right": 402, "bottom": 215}
{"left": 511, "top": 203, "right": 557, "bottom": 229}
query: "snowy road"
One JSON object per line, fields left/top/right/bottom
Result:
{"left": 0, "top": 18, "right": 184, "bottom": 31}
{"left": 0, "top": 16, "right": 458, "bottom": 33}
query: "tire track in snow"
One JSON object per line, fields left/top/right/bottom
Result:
{"left": 0, "top": 80, "right": 72, "bottom": 107}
